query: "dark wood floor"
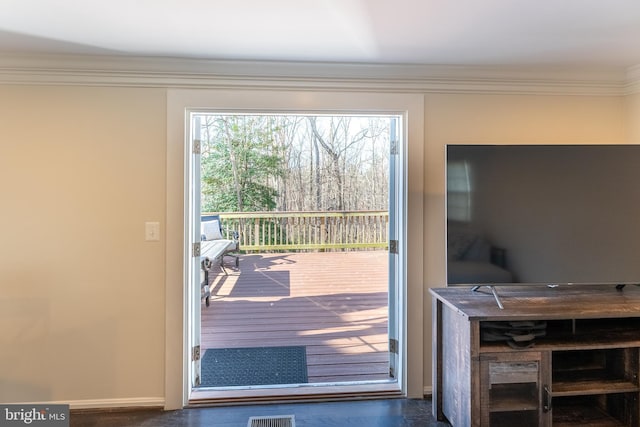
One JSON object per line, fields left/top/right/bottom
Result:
{"left": 70, "top": 398, "right": 452, "bottom": 427}
{"left": 201, "top": 251, "right": 390, "bottom": 384}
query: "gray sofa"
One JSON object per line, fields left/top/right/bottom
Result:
{"left": 447, "top": 227, "right": 513, "bottom": 285}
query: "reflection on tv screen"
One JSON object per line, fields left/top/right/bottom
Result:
{"left": 446, "top": 145, "right": 640, "bottom": 287}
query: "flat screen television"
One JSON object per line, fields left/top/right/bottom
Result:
{"left": 446, "top": 144, "right": 640, "bottom": 288}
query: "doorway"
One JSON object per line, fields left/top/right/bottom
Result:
{"left": 187, "top": 112, "right": 403, "bottom": 399}
{"left": 165, "top": 88, "right": 425, "bottom": 409}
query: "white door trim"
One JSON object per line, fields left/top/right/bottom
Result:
{"left": 166, "top": 89, "right": 424, "bottom": 409}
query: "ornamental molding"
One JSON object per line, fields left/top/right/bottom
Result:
{"left": 626, "top": 65, "right": 640, "bottom": 94}
{"left": 0, "top": 53, "right": 637, "bottom": 96}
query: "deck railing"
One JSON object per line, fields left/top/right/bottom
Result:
{"left": 205, "top": 211, "right": 389, "bottom": 252}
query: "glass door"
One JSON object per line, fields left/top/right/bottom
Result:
{"left": 188, "top": 114, "right": 203, "bottom": 388}
{"left": 187, "top": 111, "right": 403, "bottom": 397}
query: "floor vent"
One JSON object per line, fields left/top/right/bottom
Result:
{"left": 247, "top": 415, "right": 295, "bottom": 427}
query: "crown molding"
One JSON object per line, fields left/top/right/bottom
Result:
{"left": 0, "top": 53, "right": 633, "bottom": 96}
{"left": 626, "top": 65, "right": 640, "bottom": 94}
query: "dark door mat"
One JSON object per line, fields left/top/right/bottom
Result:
{"left": 200, "top": 346, "right": 308, "bottom": 387}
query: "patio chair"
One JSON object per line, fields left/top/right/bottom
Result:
{"left": 200, "top": 214, "right": 240, "bottom": 270}
{"left": 200, "top": 215, "right": 240, "bottom": 307}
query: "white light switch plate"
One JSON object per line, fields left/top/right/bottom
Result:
{"left": 145, "top": 221, "right": 160, "bottom": 241}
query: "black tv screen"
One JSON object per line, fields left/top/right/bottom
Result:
{"left": 446, "top": 144, "right": 640, "bottom": 287}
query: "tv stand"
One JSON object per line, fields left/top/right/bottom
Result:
{"left": 430, "top": 285, "right": 640, "bottom": 426}
{"left": 470, "top": 284, "right": 628, "bottom": 309}
{"left": 471, "top": 285, "right": 504, "bottom": 309}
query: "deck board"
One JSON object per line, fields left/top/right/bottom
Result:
{"left": 201, "top": 250, "right": 391, "bottom": 385}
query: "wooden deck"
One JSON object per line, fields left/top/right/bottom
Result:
{"left": 201, "top": 250, "right": 390, "bottom": 385}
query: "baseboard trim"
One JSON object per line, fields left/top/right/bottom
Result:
{"left": 423, "top": 386, "right": 433, "bottom": 398}
{"left": 40, "top": 397, "right": 165, "bottom": 410}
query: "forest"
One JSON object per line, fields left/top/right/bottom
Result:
{"left": 196, "top": 114, "right": 395, "bottom": 214}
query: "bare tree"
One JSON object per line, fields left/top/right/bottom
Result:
{"left": 200, "top": 113, "right": 390, "bottom": 214}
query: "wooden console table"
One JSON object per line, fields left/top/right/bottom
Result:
{"left": 430, "top": 285, "right": 640, "bottom": 427}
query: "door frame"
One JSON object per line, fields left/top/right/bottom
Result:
{"left": 165, "top": 89, "right": 424, "bottom": 409}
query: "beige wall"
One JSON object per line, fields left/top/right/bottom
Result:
{"left": 0, "top": 86, "right": 166, "bottom": 404}
{"left": 628, "top": 92, "right": 640, "bottom": 143}
{"left": 0, "top": 82, "right": 632, "bottom": 406}
{"left": 422, "top": 93, "right": 627, "bottom": 389}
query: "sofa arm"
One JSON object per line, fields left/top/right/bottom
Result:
{"left": 490, "top": 247, "right": 507, "bottom": 268}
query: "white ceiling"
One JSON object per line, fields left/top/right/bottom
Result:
{"left": 1, "top": 0, "right": 640, "bottom": 70}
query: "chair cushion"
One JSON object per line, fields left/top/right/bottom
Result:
{"left": 201, "top": 220, "right": 223, "bottom": 241}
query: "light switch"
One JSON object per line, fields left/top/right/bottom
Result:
{"left": 145, "top": 221, "right": 160, "bottom": 241}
